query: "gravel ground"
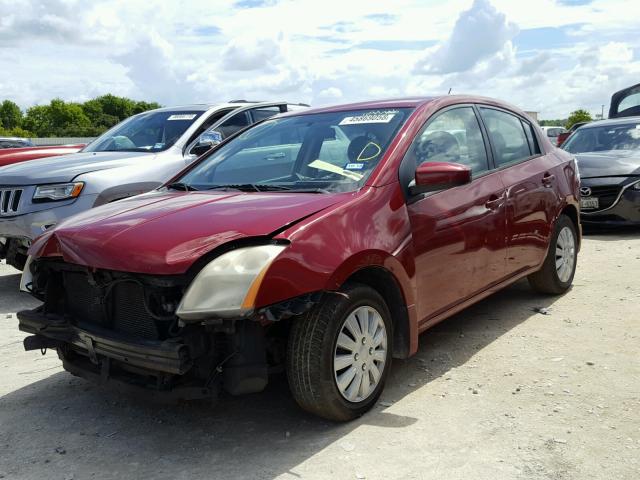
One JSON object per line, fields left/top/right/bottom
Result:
{"left": 0, "top": 230, "right": 638, "bottom": 480}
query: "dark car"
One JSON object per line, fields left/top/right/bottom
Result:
{"left": 562, "top": 117, "right": 640, "bottom": 226}
{"left": 0, "top": 137, "right": 33, "bottom": 149}
{"left": 17, "top": 96, "right": 580, "bottom": 421}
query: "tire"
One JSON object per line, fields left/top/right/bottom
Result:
{"left": 6, "top": 250, "right": 27, "bottom": 271}
{"left": 528, "top": 214, "right": 578, "bottom": 294}
{"left": 287, "top": 283, "right": 393, "bottom": 421}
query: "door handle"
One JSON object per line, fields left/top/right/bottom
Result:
{"left": 542, "top": 173, "right": 555, "bottom": 187}
{"left": 485, "top": 195, "right": 504, "bottom": 210}
{"left": 264, "top": 152, "right": 286, "bottom": 160}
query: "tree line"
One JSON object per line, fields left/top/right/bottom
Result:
{"left": 1, "top": 96, "right": 596, "bottom": 138}
{"left": 538, "top": 109, "right": 593, "bottom": 129}
{"left": 0, "top": 95, "right": 161, "bottom": 138}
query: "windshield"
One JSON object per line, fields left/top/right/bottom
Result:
{"left": 177, "top": 108, "right": 414, "bottom": 193}
{"left": 83, "top": 110, "right": 203, "bottom": 153}
{"left": 563, "top": 122, "right": 640, "bottom": 153}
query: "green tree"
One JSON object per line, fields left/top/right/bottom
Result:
{"left": 0, "top": 100, "right": 23, "bottom": 129}
{"left": 48, "top": 99, "right": 91, "bottom": 136}
{"left": 539, "top": 119, "right": 567, "bottom": 127}
{"left": 0, "top": 126, "right": 34, "bottom": 138}
{"left": 22, "top": 105, "right": 53, "bottom": 137}
{"left": 14, "top": 94, "right": 161, "bottom": 137}
{"left": 565, "top": 109, "right": 592, "bottom": 129}
{"left": 132, "top": 100, "right": 161, "bottom": 115}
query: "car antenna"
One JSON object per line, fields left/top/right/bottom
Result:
{"left": 448, "top": 88, "right": 452, "bottom": 95}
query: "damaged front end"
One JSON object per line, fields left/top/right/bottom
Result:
{"left": 18, "top": 256, "right": 320, "bottom": 400}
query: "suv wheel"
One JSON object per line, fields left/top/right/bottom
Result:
{"left": 287, "top": 283, "right": 392, "bottom": 421}
{"left": 5, "top": 240, "right": 27, "bottom": 271}
{"left": 528, "top": 214, "right": 578, "bottom": 294}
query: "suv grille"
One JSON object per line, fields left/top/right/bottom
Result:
{"left": 0, "top": 188, "right": 23, "bottom": 216}
{"left": 582, "top": 185, "right": 621, "bottom": 211}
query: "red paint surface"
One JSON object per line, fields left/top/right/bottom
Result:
{"left": 30, "top": 97, "right": 580, "bottom": 357}
{"left": 0, "top": 144, "right": 84, "bottom": 167}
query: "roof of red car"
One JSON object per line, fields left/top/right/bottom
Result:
{"left": 283, "top": 97, "right": 438, "bottom": 116}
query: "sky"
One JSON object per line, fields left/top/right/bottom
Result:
{"left": 1, "top": 0, "right": 639, "bottom": 119}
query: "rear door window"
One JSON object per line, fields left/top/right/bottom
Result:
{"left": 214, "top": 111, "right": 251, "bottom": 139}
{"left": 249, "top": 106, "right": 282, "bottom": 123}
{"left": 479, "top": 108, "right": 532, "bottom": 166}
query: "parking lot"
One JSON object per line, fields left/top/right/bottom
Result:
{"left": 0, "top": 230, "right": 638, "bottom": 480}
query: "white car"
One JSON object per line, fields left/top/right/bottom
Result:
{"left": 0, "top": 101, "right": 307, "bottom": 270}
{"left": 540, "top": 126, "right": 567, "bottom": 146}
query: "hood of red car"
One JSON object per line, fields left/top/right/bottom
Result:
{"left": 30, "top": 190, "right": 346, "bottom": 274}
{"left": 0, "top": 144, "right": 84, "bottom": 168}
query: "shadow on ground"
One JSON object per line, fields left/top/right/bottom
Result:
{"left": 581, "top": 225, "right": 640, "bottom": 241}
{"left": 0, "top": 279, "right": 563, "bottom": 479}
{"left": 0, "top": 271, "right": 39, "bottom": 313}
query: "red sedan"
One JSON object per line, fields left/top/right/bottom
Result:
{"left": 0, "top": 144, "right": 85, "bottom": 167}
{"left": 18, "top": 96, "right": 580, "bottom": 421}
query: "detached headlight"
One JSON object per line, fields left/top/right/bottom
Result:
{"left": 176, "top": 244, "right": 286, "bottom": 320}
{"left": 33, "top": 182, "right": 84, "bottom": 202}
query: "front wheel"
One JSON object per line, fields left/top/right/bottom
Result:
{"left": 528, "top": 214, "right": 578, "bottom": 294}
{"left": 287, "top": 283, "right": 393, "bottom": 421}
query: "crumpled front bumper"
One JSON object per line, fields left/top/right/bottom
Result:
{"left": 17, "top": 308, "right": 191, "bottom": 375}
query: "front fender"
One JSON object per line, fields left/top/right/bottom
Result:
{"left": 253, "top": 184, "right": 416, "bottom": 309}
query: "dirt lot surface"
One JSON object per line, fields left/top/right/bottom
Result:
{"left": 1, "top": 231, "right": 638, "bottom": 480}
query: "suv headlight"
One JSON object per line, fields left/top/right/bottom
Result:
{"left": 176, "top": 244, "right": 286, "bottom": 321}
{"left": 33, "top": 182, "right": 84, "bottom": 202}
{"left": 632, "top": 179, "right": 640, "bottom": 190}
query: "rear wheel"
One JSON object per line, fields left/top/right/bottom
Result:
{"left": 287, "top": 283, "right": 392, "bottom": 421}
{"left": 528, "top": 214, "right": 577, "bottom": 294}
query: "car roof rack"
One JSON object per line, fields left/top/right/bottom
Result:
{"left": 228, "top": 100, "right": 311, "bottom": 107}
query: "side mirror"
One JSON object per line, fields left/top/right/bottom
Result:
{"left": 191, "top": 130, "right": 223, "bottom": 156}
{"left": 410, "top": 161, "right": 471, "bottom": 195}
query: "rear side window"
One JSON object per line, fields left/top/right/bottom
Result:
{"left": 480, "top": 108, "right": 532, "bottom": 166}
{"left": 214, "top": 111, "right": 251, "bottom": 139}
{"left": 522, "top": 120, "right": 541, "bottom": 155}
{"left": 250, "top": 106, "right": 282, "bottom": 123}
{"left": 408, "top": 107, "right": 489, "bottom": 174}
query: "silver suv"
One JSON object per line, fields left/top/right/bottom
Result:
{"left": 0, "top": 101, "right": 307, "bottom": 269}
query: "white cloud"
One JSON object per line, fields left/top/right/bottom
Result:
{"left": 414, "top": 0, "right": 518, "bottom": 74}
{"left": 221, "top": 34, "right": 287, "bottom": 72}
{"left": 1, "top": 0, "right": 639, "bottom": 119}
{"left": 317, "top": 87, "right": 343, "bottom": 100}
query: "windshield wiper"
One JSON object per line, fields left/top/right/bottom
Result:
{"left": 166, "top": 182, "right": 198, "bottom": 191}
{"left": 206, "top": 184, "right": 292, "bottom": 192}
{"left": 206, "top": 184, "right": 329, "bottom": 193}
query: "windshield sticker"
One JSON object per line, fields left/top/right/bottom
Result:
{"left": 168, "top": 114, "right": 197, "bottom": 121}
{"left": 345, "top": 163, "right": 365, "bottom": 170}
{"left": 153, "top": 142, "right": 165, "bottom": 149}
{"left": 339, "top": 110, "right": 398, "bottom": 126}
{"left": 308, "top": 159, "right": 363, "bottom": 181}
